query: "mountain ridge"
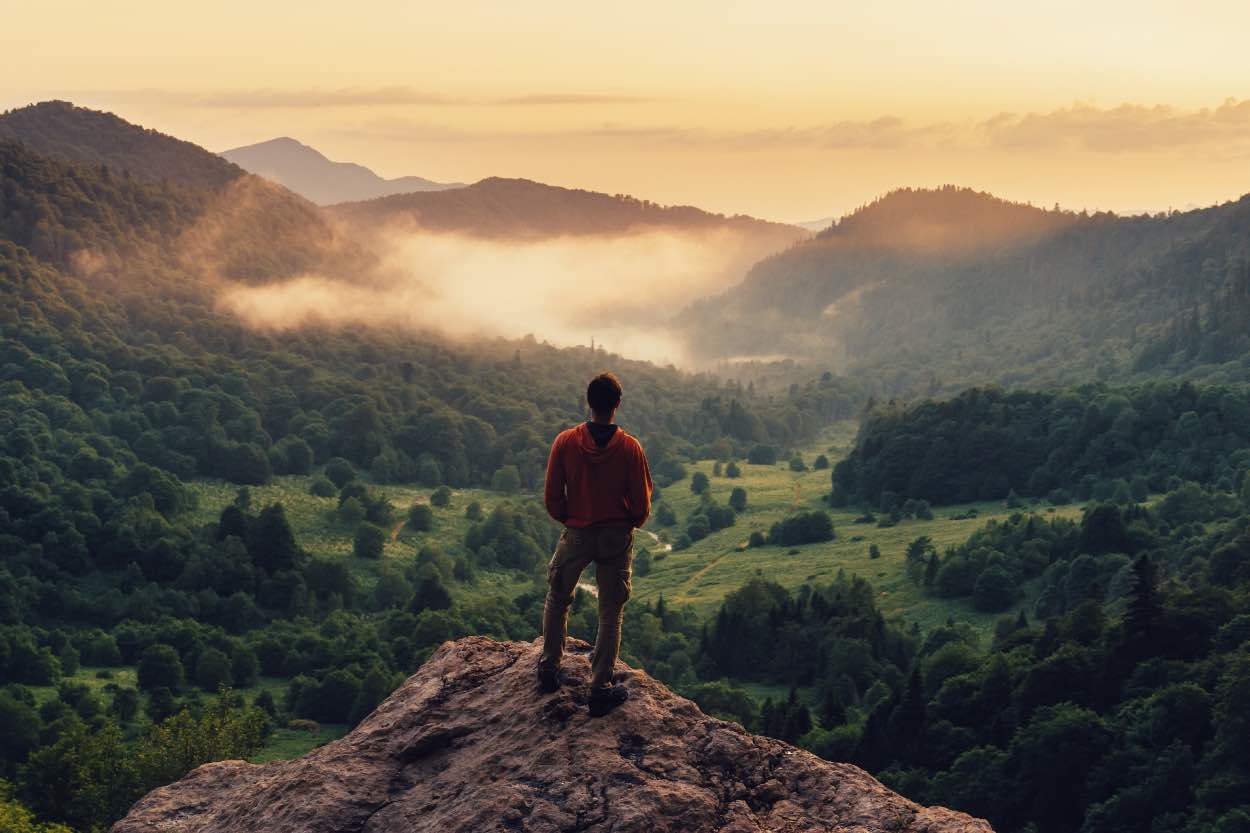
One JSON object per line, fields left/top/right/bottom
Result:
{"left": 677, "top": 184, "right": 1250, "bottom": 389}
{"left": 222, "top": 136, "right": 464, "bottom": 205}
{"left": 0, "top": 100, "right": 242, "bottom": 189}
{"left": 330, "top": 175, "right": 808, "bottom": 241}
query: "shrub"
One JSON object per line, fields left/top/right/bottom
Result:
{"left": 491, "top": 465, "right": 522, "bottom": 493}
{"left": 309, "top": 476, "right": 336, "bottom": 497}
{"left": 729, "top": 487, "right": 747, "bottom": 512}
{"left": 768, "top": 511, "right": 835, "bottom": 546}
{"left": 691, "top": 472, "right": 710, "bottom": 494}
{"left": 430, "top": 486, "right": 452, "bottom": 508}
{"left": 408, "top": 504, "right": 434, "bottom": 531}
{"left": 813, "top": 455, "right": 830, "bottom": 470}
{"left": 465, "top": 501, "right": 482, "bottom": 520}
{"left": 789, "top": 456, "right": 806, "bottom": 472}
{"left": 747, "top": 445, "right": 778, "bottom": 465}
{"left": 323, "top": 458, "right": 356, "bottom": 488}
{"left": 725, "top": 461, "right": 742, "bottom": 478}
{"left": 354, "top": 522, "right": 386, "bottom": 559}
{"left": 137, "top": 645, "right": 184, "bottom": 692}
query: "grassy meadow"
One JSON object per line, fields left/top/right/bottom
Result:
{"left": 186, "top": 478, "right": 541, "bottom": 605}
{"left": 187, "top": 420, "right": 1086, "bottom": 639}
{"left": 632, "top": 423, "right": 1085, "bottom": 635}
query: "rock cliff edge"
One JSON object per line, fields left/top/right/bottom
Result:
{"left": 113, "top": 636, "right": 993, "bottom": 833}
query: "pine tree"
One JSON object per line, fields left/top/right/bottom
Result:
{"left": 1124, "top": 554, "right": 1161, "bottom": 660}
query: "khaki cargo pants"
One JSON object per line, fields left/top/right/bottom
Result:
{"left": 539, "top": 525, "right": 634, "bottom": 690}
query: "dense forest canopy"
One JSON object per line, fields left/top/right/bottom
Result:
{"left": 680, "top": 185, "right": 1250, "bottom": 393}
{"left": 833, "top": 384, "right": 1250, "bottom": 507}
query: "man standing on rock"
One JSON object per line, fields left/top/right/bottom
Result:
{"left": 539, "top": 371, "right": 653, "bottom": 716}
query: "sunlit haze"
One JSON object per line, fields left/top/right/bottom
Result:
{"left": 5, "top": 0, "right": 1250, "bottom": 220}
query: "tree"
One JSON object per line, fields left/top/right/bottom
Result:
{"left": 0, "top": 692, "right": 40, "bottom": 776}
{"left": 905, "top": 536, "right": 934, "bottom": 584}
{"left": 430, "top": 486, "right": 452, "bottom": 508}
{"left": 465, "top": 501, "right": 482, "bottom": 520}
{"left": 729, "top": 487, "right": 747, "bottom": 512}
{"left": 691, "top": 472, "right": 710, "bottom": 495}
{"left": 249, "top": 504, "right": 301, "bottom": 572}
{"left": 789, "top": 455, "right": 806, "bottom": 472}
{"left": 350, "top": 667, "right": 396, "bottom": 724}
{"left": 813, "top": 455, "right": 830, "bottom": 470}
{"left": 747, "top": 445, "right": 778, "bottom": 465}
{"left": 408, "top": 504, "right": 433, "bottom": 532}
{"left": 1123, "top": 554, "right": 1161, "bottom": 659}
{"left": 137, "top": 645, "right": 184, "bottom": 692}
{"left": 323, "top": 458, "right": 356, "bottom": 488}
{"left": 972, "top": 565, "right": 1017, "bottom": 612}
{"left": 194, "top": 648, "right": 233, "bottom": 691}
{"left": 308, "top": 476, "right": 336, "bottom": 498}
{"left": 491, "top": 465, "right": 522, "bottom": 493}
{"left": 0, "top": 781, "right": 75, "bottom": 833}
{"left": 224, "top": 443, "right": 271, "bottom": 485}
{"left": 354, "top": 522, "right": 386, "bottom": 559}
{"left": 411, "top": 572, "right": 453, "bottom": 612}
{"left": 338, "top": 496, "right": 366, "bottom": 526}
{"left": 725, "top": 461, "right": 742, "bottom": 478}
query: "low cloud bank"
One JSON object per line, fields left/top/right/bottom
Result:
{"left": 217, "top": 228, "right": 771, "bottom": 365}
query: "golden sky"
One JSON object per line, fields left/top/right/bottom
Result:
{"left": 4, "top": 0, "right": 1250, "bottom": 220}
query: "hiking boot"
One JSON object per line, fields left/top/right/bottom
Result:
{"left": 588, "top": 685, "right": 629, "bottom": 717}
{"left": 537, "top": 663, "right": 561, "bottom": 693}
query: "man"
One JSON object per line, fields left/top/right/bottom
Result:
{"left": 539, "top": 372, "right": 653, "bottom": 716}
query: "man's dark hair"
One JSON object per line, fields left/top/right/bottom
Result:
{"left": 587, "top": 372, "right": 623, "bottom": 415}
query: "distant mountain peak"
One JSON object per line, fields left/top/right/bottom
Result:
{"left": 817, "top": 185, "right": 1074, "bottom": 252}
{"left": 221, "top": 137, "right": 463, "bottom": 205}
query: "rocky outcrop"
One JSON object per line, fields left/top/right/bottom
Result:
{"left": 113, "top": 637, "right": 993, "bottom": 833}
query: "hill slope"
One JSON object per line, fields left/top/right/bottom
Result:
{"left": 331, "top": 176, "right": 809, "bottom": 242}
{"left": 679, "top": 186, "right": 1250, "bottom": 390}
{"left": 0, "top": 100, "right": 242, "bottom": 189}
{"left": 221, "top": 137, "right": 463, "bottom": 204}
{"left": 113, "top": 637, "right": 991, "bottom": 833}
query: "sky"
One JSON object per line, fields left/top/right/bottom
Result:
{"left": 4, "top": 0, "right": 1250, "bottom": 221}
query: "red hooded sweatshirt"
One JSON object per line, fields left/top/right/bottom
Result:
{"left": 544, "top": 423, "right": 653, "bottom": 529}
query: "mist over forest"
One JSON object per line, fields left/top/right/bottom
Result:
{"left": 1, "top": 92, "right": 1250, "bottom": 833}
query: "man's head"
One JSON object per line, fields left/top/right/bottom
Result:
{"left": 587, "top": 372, "right": 622, "bottom": 420}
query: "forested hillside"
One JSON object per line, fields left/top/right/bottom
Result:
{"left": 0, "top": 105, "right": 862, "bottom": 829}
{"left": 0, "top": 101, "right": 241, "bottom": 189}
{"left": 833, "top": 384, "right": 1250, "bottom": 507}
{"left": 330, "top": 175, "right": 808, "bottom": 243}
{"left": 680, "top": 186, "right": 1250, "bottom": 392}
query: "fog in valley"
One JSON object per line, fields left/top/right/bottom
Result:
{"left": 217, "top": 225, "right": 776, "bottom": 365}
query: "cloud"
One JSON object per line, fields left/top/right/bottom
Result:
{"left": 65, "top": 87, "right": 660, "bottom": 110}
{"left": 216, "top": 228, "right": 781, "bottom": 366}
{"left": 977, "top": 98, "right": 1250, "bottom": 153}
{"left": 496, "top": 93, "right": 659, "bottom": 106}
{"left": 325, "top": 98, "right": 1250, "bottom": 157}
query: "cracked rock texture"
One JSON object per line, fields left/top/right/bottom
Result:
{"left": 112, "top": 636, "right": 994, "bottom": 833}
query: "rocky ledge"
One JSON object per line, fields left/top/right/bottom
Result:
{"left": 113, "top": 636, "right": 992, "bottom": 833}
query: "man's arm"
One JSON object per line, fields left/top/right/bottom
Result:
{"left": 543, "top": 434, "right": 568, "bottom": 523}
{"left": 625, "top": 441, "right": 653, "bottom": 528}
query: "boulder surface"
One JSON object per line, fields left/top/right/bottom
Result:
{"left": 113, "top": 636, "right": 993, "bottom": 833}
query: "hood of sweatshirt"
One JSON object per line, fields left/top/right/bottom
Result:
{"left": 574, "top": 422, "right": 626, "bottom": 462}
